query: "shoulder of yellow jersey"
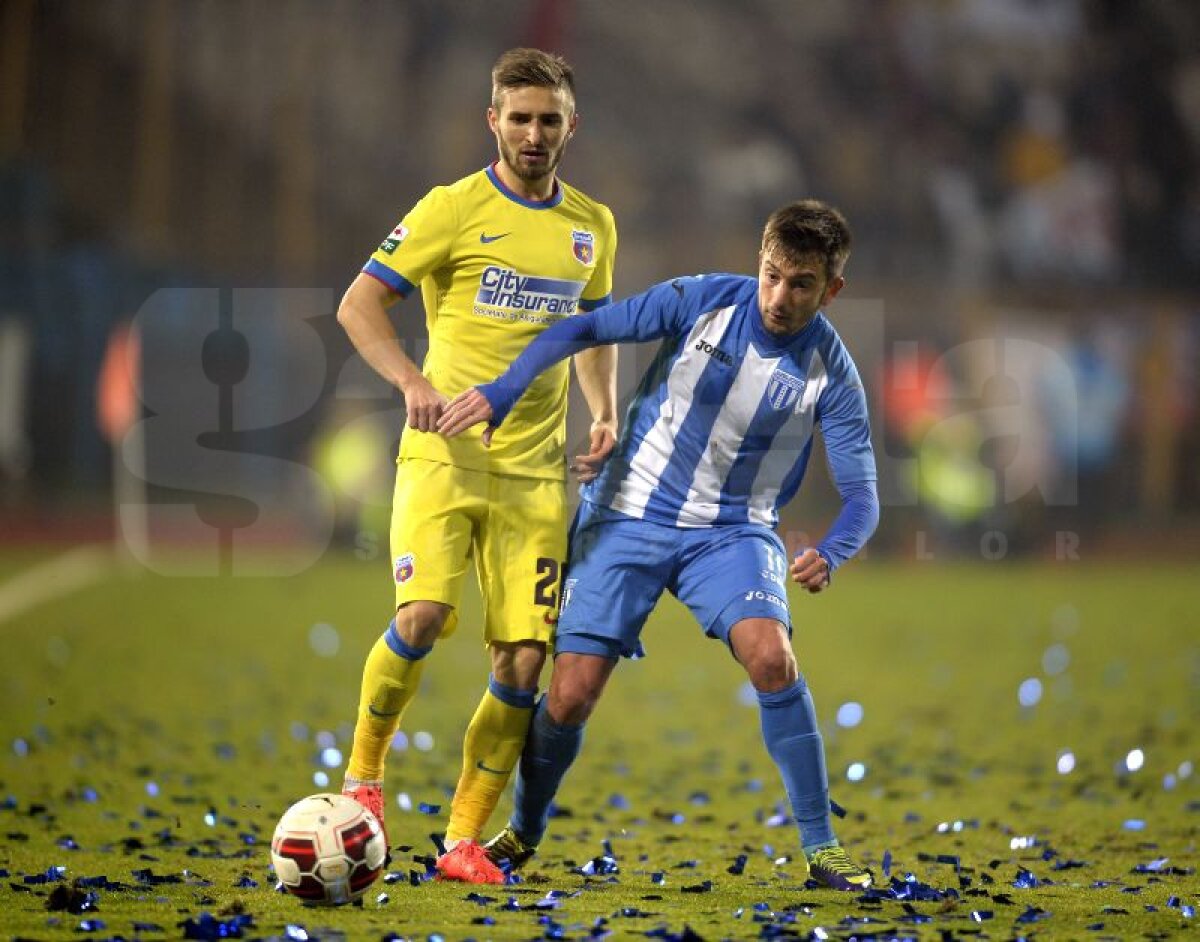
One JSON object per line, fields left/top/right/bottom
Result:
{"left": 557, "top": 179, "right": 616, "bottom": 229}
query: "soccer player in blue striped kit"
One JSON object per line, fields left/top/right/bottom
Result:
{"left": 438, "top": 200, "right": 878, "bottom": 889}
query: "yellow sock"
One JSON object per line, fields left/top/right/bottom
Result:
{"left": 445, "top": 678, "right": 535, "bottom": 843}
{"left": 346, "top": 621, "right": 430, "bottom": 782}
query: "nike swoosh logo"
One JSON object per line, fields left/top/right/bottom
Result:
{"left": 475, "top": 760, "right": 512, "bottom": 775}
{"left": 479, "top": 232, "right": 511, "bottom": 243}
{"left": 367, "top": 705, "right": 402, "bottom": 718}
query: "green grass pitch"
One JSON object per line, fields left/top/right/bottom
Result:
{"left": 0, "top": 551, "right": 1196, "bottom": 939}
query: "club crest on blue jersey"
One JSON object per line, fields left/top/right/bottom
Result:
{"left": 766, "top": 370, "right": 806, "bottom": 411}
{"left": 571, "top": 229, "right": 594, "bottom": 265}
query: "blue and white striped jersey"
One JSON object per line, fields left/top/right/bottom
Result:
{"left": 483, "top": 273, "right": 876, "bottom": 532}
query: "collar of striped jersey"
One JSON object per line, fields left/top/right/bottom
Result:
{"left": 750, "top": 300, "right": 825, "bottom": 352}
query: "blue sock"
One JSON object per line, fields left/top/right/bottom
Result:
{"left": 757, "top": 677, "right": 834, "bottom": 852}
{"left": 510, "top": 697, "right": 584, "bottom": 845}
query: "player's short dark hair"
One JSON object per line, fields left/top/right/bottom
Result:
{"left": 491, "top": 47, "right": 576, "bottom": 112}
{"left": 762, "top": 200, "right": 852, "bottom": 282}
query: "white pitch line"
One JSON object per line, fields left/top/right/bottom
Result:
{"left": 0, "top": 545, "right": 114, "bottom": 627}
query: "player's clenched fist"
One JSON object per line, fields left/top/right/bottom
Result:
{"left": 790, "top": 548, "right": 830, "bottom": 594}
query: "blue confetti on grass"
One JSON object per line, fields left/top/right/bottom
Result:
{"left": 24, "top": 865, "right": 67, "bottom": 884}
{"left": 179, "top": 911, "right": 254, "bottom": 939}
{"left": 575, "top": 855, "right": 619, "bottom": 876}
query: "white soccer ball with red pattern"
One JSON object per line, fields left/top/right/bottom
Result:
{"left": 270, "top": 793, "right": 387, "bottom": 905}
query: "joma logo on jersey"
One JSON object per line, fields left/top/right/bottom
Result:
{"left": 767, "top": 370, "right": 806, "bottom": 411}
{"left": 475, "top": 266, "right": 585, "bottom": 314}
{"left": 744, "top": 589, "right": 787, "bottom": 609}
{"left": 694, "top": 338, "right": 735, "bottom": 367}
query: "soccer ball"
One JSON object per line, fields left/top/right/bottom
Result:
{"left": 270, "top": 793, "right": 387, "bottom": 905}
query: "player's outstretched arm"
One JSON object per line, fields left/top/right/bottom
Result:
{"left": 437, "top": 310, "right": 605, "bottom": 442}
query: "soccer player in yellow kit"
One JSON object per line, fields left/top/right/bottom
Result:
{"left": 334, "top": 48, "right": 618, "bottom": 884}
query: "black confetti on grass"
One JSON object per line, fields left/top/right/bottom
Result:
{"left": 45, "top": 885, "right": 99, "bottom": 914}
{"left": 132, "top": 867, "right": 184, "bottom": 885}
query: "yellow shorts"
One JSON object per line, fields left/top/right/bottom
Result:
{"left": 389, "top": 458, "right": 567, "bottom": 644}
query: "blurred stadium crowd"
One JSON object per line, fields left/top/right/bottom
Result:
{"left": 0, "top": 0, "right": 1197, "bottom": 558}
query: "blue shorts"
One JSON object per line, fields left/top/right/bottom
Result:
{"left": 555, "top": 501, "right": 792, "bottom": 659}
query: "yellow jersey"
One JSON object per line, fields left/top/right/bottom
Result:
{"left": 364, "top": 164, "right": 616, "bottom": 480}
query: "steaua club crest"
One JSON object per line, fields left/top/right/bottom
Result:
{"left": 394, "top": 553, "right": 415, "bottom": 584}
{"left": 571, "top": 229, "right": 594, "bottom": 264}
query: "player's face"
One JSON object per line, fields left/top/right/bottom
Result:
{"left": 756, "top": 251, "right": 844, "bottom": 336}
{"left": 488, "top": 85, "right": 577, "bottom": 192}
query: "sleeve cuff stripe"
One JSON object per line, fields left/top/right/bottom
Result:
{"left": 363, "top": 260, "right": 415, "bottom": 296}
{"left": 579, "top": 293, "right": 612, "bottom": 312}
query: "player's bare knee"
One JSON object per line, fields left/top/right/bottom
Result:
{"left": 746, "top": 651, "right": 798, "bottom": 693}
{"left": 729, "top": 618, "right": 796, "bottom": 692}
{"left": 546, "top": 653, "right": 613, "bottom": 725}
{"left": 490, "top": 640, "right": 546, "bottom": 690}
{"left": 394, "top": 601, "right": 450, "bottom": 648}
{"left": 546, "top": 685, "right": 598, "bottom": 725}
